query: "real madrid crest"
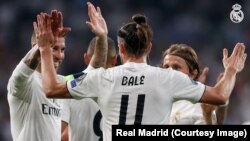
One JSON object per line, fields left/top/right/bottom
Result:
{"left": 230, "top": 3, "right": 244, "bottom": 23}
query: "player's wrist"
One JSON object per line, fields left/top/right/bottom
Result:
{"left": 225, "top": 67, "right": 237, "bottom": 76}
{"left": 97, "top": 33, "right": 108, "bottom": 39}
{"left": 39, "top": 46, "right": 52, "bottom": 53}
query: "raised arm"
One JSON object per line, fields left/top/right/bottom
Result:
{"left": 196, "top": 67, "right": 217, "bottom": 124}
{"left": 23, "top": 45, "right": 41, "bottom": 70}
{"left": 214, "top": 73, "right": 229, "bottom": 124}
{"left": 216, "top": 100, "right": 228, "bottom": 124}
{"left": 34, "top": 12, "right": 70, "bottom": 98}
{"left": 38, "top": 3, "right": 109, "bottom": 98}
{"left": 22, "top": 10, "right": 71, "bottom": 70}
{"left": 7, "top": 44, "right": 41, "bottom": 99}
{"left": 200, "top": 43, "right": 247, "bottom": 105}
{"left": 86, "top": 2, "right": 108, "bottom": 68}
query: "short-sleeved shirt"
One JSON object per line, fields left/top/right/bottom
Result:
{"left": 67, "top": 62, "right": 205, "bottom": 141}
{"left": 7, "top": 61, "right": 64, "bottom": 141}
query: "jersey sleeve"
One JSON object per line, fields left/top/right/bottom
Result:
{"left": 64, "top": 65, "right": 95, "bottom": 81}
{"left": 61, "top": 100, "right": 70, "bottom": 123}
{"left": 66, "top": 68, "right": 105, "bottom": 100}
{"left": 168, "top": 69, "right": 205, "bottom": 103}
{"left": 7, "top": 61, "right": 34, "bottom": 100}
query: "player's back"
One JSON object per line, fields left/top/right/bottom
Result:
{"left": 99, "top": 62, "right": 174, "bottom": 125}
{"left": 96, "top": 62, "right": 203, "bottom": 140}
{"left": 68, "top": 62, "right": 204, "bottom": 141}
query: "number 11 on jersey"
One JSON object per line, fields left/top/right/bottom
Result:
{"left": 119, "top": 94, "right": 145, "bottom": 125}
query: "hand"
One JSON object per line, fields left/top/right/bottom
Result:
{"left": 50, "top": 10, "right": 71, "bottom": 37}
{"left": 223, "top": 43, "right": 247, "bottom": 73}
{"left": 33, "top": 13, "right": 55, "bottom": 50}
{"left": 197, "top": 67, "right": 209, "bottom": 84}
{"left": 86, "top": 2, "right": 108, "bottom": 37}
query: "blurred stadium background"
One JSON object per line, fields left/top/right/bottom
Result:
{"left": 0, "top": 0, "right": 249, "bottom": 140}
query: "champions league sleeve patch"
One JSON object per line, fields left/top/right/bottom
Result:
{"left": 70, "top": 80, "right": 77, "bottom": 88}
{"left": 70, "top": 72, "right": 87, "bottom": 88}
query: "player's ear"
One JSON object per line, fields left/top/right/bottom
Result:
{"left": 112, "top": 55, "right": 117, "bottom": 66}
{"left": 118, "top": 42, "right": 126, "bottom": 54}
{"left": 83, "top": 53, "right": 90, "bottom": 65}
{"left": 147, "top": 42, "right": 152, "bottom": 55}
{"left": 190, "top": 69, "right": 198, "bottom": 80}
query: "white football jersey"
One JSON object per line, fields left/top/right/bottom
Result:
{"left": 67, "top": 62, "right": 205, "bottom": 141}
{"left": 170, "top": 100, "right": 211, "bottom": 124}
{"left": 7, "top": 61, "right": 63, "bottom": 141}
{"left": 62, "top": 99, "right": 102, "bottom": 141}
{"left": 62, "top": 65, "right": 103, "bottom": 141}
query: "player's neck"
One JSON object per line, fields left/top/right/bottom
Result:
{"left": 123, "top": 56, "right": 147, "bottom": 64}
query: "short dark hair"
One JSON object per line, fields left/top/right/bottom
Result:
{"left": 87, "top": 37, "right": 116, "bottom": 60}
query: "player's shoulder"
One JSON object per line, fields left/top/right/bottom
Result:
{"left": 102, "top": 65, "right": 120, "bottom": 74}
{"left": 149, "top": 67, "right": 180, "bottom": 84}
{"left": 149, "top": 65, "right": 173, "bottom": 75}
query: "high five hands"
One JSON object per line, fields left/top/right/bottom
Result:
{"left": 33, "top": 2, "right": 107, "bottom": 49}
{"left": 33, "top": 10, "right": 71, "bottom": 50}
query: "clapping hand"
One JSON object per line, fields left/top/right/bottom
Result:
{"left": 223, "top": 43, "right": 247, "bottom": 73}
